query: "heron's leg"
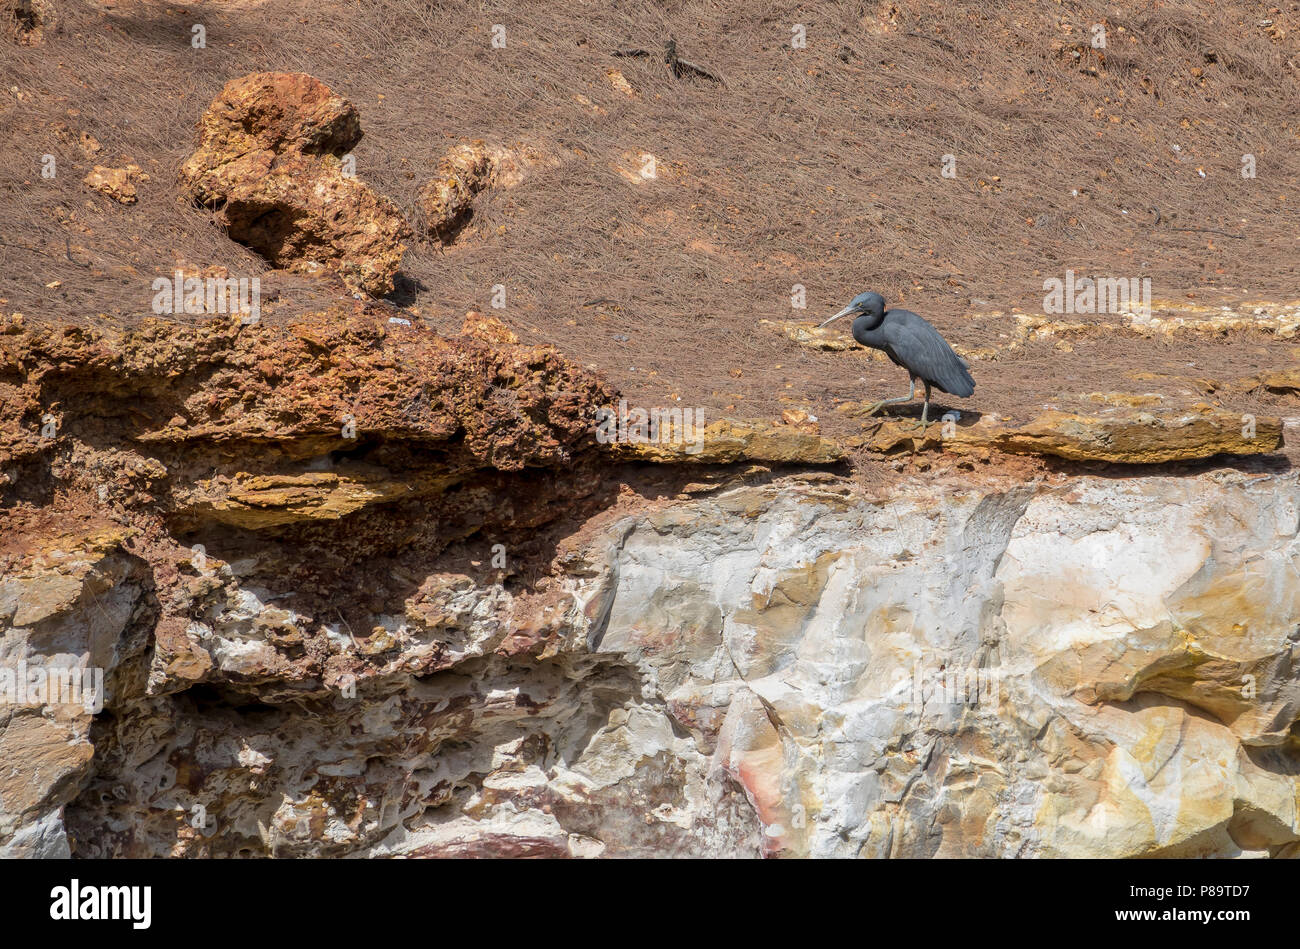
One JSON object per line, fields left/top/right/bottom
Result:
{"left": 918, "top": 382, "right": 932, "bottom": 428}
{"left": 862, "top": 377, "right": 916, "bottom": 417}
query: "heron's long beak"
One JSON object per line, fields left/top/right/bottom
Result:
{"left": 819, "top": 305, "right": 856, "bottom": 328}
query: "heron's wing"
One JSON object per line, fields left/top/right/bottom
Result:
{"left": 881, "top": 311, "right": 975, "bottom": 397}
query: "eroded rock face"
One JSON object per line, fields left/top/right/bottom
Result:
{"left": 561, "top": 470, "right": 1300, "bottom": 857}
{"left": 4, "top": 307, "right": 1300, "bottom": 859}
{"left": 180, "top": 72, "right": 411, "bottom": 295}
{"left": 0, "top": 308, "right": 614, "bottom": 501}
{"left": 4, "top": 464, "right": 1291, "bottom": 859}
{"left": 0, "top": 526, "right": 151, "bottom": 857}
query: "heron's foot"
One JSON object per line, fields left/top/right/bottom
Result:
{"left": 857, "top": 394, "right": 914, "bottom": 419}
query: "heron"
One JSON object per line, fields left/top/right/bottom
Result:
{"left": 820, "top": 291, "right": 974, "bottom": 426}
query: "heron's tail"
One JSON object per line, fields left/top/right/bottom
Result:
{"left": 946, "top": 358, "right": 975, "bottom": 397}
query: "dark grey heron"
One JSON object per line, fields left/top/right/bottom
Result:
{"left": 820, "top": 291, "right": 974, "bottom": 426}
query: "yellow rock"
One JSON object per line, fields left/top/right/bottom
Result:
{"left": 846, "top": 407, "right": 1282, "bottom": 463}
{"left": 181, "top": 465, "right": 461, "bottom": 528}
{"left": 82, "top": 166, "right": 137, "bottom": 205}
{"left": 1082, "top": 391, "right": 1165, "bottom": 408}
{"left": 1258, "top": 369, "right": 1300, "bottom": 395}
{"left": 418, "top": 140, "right": 536, "bottom": 242}
{"left": 606, "top": 418, "right": 844, "bottom": 465}
{"left": 994, "top": 409, "right": 1281, "bottom": 463}
{"left": 779, "top": 408, "right": 819, "bottom": 432}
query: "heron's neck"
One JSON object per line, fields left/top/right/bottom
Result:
{"left": 853, "top": 313, "right": 885, "bottom": 333}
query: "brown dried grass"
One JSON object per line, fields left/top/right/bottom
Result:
{"left": 1, "top": 0, "right": 1297, "bottom": 433}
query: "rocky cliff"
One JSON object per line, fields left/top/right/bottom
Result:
{"left": 3, "top": 308, "right": 1298, "bottom": 858}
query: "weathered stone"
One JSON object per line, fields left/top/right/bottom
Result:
{"left": 82, "top": 165, "right": 138, "bottom": 204}
{"left": 846, "top": 406, "right": 1282, "bottom": 463}
{"left": 606, "top": 417, "right": 844, "bottom": 465}
{"left": 46, "top": 469, "right": 1300, "bottom": 859}
{"left": 780, "top": 408, "right": 819, "bottom": 432}
{"left": 180, "top": 72, "right": 410, "bottom": 295}
{"left": 5, "top": 300, "right": 1300, "bottom": 861}
{"left": 0, "top": 526, "right": 147, "bottom": 856}
{"left": 0, "top": 309, "right": 614, "bottom": 478}
{"left": 181, "top": 465, "right": 463, "bottom": 529}
{"left": 419, "top": 141, "right": 502, "bottom": 242}
{"left": 460, "top": 310, "right": 518, "bottom": 346}
{"left": 763, "top": 319, "right": 863, "bottom": 352}
{"left": 8, "top": 0, "right": 58, "bottom": 45}
{"left": 418, "top": 140, "right": 540, "bottom": 243}
{"left": 1259, "top": 369, "right": 1300, "bottom": 395}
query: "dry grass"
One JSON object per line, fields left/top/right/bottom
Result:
{"left": 1, "top": 0, "right": 1298, "bottom": 435}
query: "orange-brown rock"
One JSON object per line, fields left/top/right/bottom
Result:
{"left": 460, "top": 310, "right": 518, "bottom": 346}
{"left": 780, "top": 408, "right": 820, "bottom": 433}
{"left": 1258, "top": 369, "right": 1300, "bottom": 395}
{"left": 0, "top": 305, "right": 617, "bottom": 528}
{"left": 180, "top": 72, "right": 410, "bottom": 295}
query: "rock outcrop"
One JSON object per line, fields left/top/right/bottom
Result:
{"left": 8, "top": 0, "right": 58, "bottom": 45}
{"left": 418, "top": 140, "right": 540, "bottom": 243}
{"left": 11, "top": 463, "right": 1299, "bottom": 859}
{"left": 82, "top": 164, "right": 141, "bottom": 205}
{"left": 771, "top": 299, "right": 1300, "bottom": 363}
{"left": 180, "top": 72, "right": 411, "bottom": 296}
{"left": 0, "top": 306, "right": 615, "bottom": 523}
{"left": 604, "top": 417, "right": 844, "bottom": 465}
{"left": 0, "top": 526, "right": 148, "bottom": 857}
{"left": 845, "top": 406, "right": 1282, "bottom": 464}
{"left": 3, "top": 304, "right": 1299, "bottom": 859}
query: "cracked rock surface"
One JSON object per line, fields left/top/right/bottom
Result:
{"left": 3, "top": 309, "right": 1300, "bottom": 858}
